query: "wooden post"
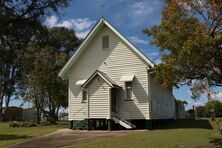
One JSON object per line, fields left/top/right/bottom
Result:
{"left": 108, "top": 119, "right": 112, "bottom": 131}
{"left": 87, "top": 119, "right": 90, "bottom": 131}
{"left": 146, "top": 120, "right": 153, "bottom": 130}
{"left": 69, "top": 120, "right": 73, "bottom": 129}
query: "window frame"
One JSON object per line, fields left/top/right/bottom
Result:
{"left": 125, "top": 81, "right": 133, "bottom": 100}
{"left": 102, "top": 35, "right": 109, "bottom": 49}
{"left": 82, "top": 89, "right": 88, "bottom": 103}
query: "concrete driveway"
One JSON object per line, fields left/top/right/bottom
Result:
{"left": 9, "top": 129, "right": 143, "bottom": 148}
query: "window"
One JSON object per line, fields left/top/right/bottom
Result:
{"left": 125, "top": 82, "right": 133, "bottom": 100}
{"left": 102, "top": 35, "right": 109, "bottom": 49}
{"left": 82, "top": 90, "right": 88, "bottom": 103}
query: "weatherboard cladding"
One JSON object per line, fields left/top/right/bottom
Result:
{"left": 58, "top": 18, "right": 154, "bottom": 79}
{"left": 149, "top": 74, "right": 176, "bottom": 119}
{"left": 86, "top": 75, "right": 110, "bottom": 119}
{"left": 68, "top": 25, "right": 149, "bottom": 120}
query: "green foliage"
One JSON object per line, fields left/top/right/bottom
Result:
{"left": 196, "top": 106, "right": 207, "bottom": 118}
{"left": 0, "top": 0, "right": 71, "bottom": 119}
{"left": 186, "top": 109, "right": 194, "bottom": 119}
{"left": 144, "top": 0, "right": 222, "bottom": 88}
{"left": 9, "top": 121, "right": 36, "bottom": 128}
{"left": 22, "top": 27, "right": 80, "bottom": 124}
{"left": 205, "top": 100, "right": 222, "bottom": 117}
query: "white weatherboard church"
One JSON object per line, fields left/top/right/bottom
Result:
{"left": 59, "top": 18, "right": 176, "bottom": 130}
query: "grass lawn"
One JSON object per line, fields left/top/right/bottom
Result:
{"left": 0, "top": 121, "right": 67, "bottom": 147}
{"left": 69, "top": 119, "right": 222, "bottom": 148}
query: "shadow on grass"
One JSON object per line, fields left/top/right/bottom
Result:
{"left": 209, "top": 138, "right": 222, "bottom": 146}
{"left": 154, "top": 119, "right": 213, "bottom": 129}
{"left": 0, "top": 134, "right": 32, "bottom": 140}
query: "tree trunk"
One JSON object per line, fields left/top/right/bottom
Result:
{"left": 0, "top": 112, "right": 3, "bottom": 121}
{"left": 216, "top": 120, "right": 222, "bottom": 134}
{"left": 35, "top": 99, "right": 42, "bottom": 124}
{"left": 0, "top": 93, "right": 3, "bottom": 121}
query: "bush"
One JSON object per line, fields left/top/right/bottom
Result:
{"left": 9, "top": 121, "right": 37, "bottom": 128}
{"left": 205, "top": 100, "right": 222, "bottom": 117}
{"left": 40, "top": 122, "right": 52, "bottom": 126}
{"left": 9, "top": 121, "right": 20, "bottom": 128}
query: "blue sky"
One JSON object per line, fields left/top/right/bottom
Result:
{"left": 9, "top": 0, "right": 222, "bottom": 110}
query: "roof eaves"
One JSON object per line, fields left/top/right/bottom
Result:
{"left": 82, "top": 70, "right": 119, "bottom": 89}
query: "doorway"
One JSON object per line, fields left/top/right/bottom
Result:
{"left": 111, "top": 88, "right": 117, "bottom": 113}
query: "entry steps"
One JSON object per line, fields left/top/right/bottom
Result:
{"left": 112, "top": 116, "right": 136, "bottom": 129}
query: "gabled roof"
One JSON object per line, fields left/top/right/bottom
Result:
{"left": 82, "top": 70, "right": 121, "bottom": 89}
{"left": 59, "top": 18, "right": 155, "bottom": 79}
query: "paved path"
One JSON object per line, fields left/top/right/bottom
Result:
{"left": 9, "top": 129, "right": 144, "bottom": 148}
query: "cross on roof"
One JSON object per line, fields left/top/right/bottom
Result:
{"left": 99, "top": 0, "right": 104, "bottom": 18}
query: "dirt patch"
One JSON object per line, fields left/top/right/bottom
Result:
{"left": 9, "top": 129, "right": 144, "bottom": 148}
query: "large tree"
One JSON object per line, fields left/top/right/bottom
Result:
{"left": 23, "top": 27, "right": 80, "bottom": 123}
{"left": 144, "top": 0, "right": 222, "bottom": 88}
{"left": 0, "top": 0, "right": 70, "bottom": 120}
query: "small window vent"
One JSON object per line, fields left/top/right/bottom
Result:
{"left": 102, "top": 35, "right": 109, "bottom": 49}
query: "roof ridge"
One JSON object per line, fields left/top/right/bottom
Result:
{"left": 58, "top": 18, "right": 155, "bottom": 79}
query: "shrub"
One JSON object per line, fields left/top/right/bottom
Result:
{"left": 40, "top": 122, "right": 52, "bottom": 126}
{"left": 205, "top": 100, "right": 222, "bottom": 117}
{"left": 9, "top": 121, "right": 20, "bottom": 128}
{"left": 9, "top": 121, "right": 37, "bottom": 128}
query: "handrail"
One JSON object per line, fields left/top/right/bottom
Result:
{"left": 73, "top": 105, "right": 87, "bottom": 118}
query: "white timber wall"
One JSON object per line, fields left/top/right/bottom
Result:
{"left": 176, "top": 103, "right": 186, "bottom": 119}
{"left": 68, "top": 25, "right": 149, "bottom": 120}
{"left": 87, "top": 75, "right": 110, "bottom": 119}
{"left": 149, "top": 74, "right": 176, "bottom": 119}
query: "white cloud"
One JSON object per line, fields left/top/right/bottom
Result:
{"left": 127, "top": 1, "right": 155, "bottom": 18}
{"left": 45, "top": 16, "right": 95, "bottom": 38}
{"left": 114, "top": 0, "right": 162, "bottom": 26}
{"left": 57, "top": 20, "right": 73, "bottom": 28}
{"left": 45, "top": 16, "right": 58, "bottom": 28}
{"left": 183, "top": 98, "right": 206, "bottom": 110}
{"left": 57, "top": 18, "right": 95, "bottom": 31}
{"left": 76, "top": 29, "right": 91, "bottom": 39}
{"left": 128, "top": 36, "right": 147, "bottom": 44}
{"left": 72, "top": 18, "right": 95, "bottom": 31}
{"left": 211, "top": 92, "right": 222, "bottom": 101}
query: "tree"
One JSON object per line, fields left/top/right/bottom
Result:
{"left": 22, "top": 27, "right": 80, "bottom": 124}
{"left": 144, "top": 0, "right": 222, "bottom": 88}
{"left": 204, "top": 100, "right": 222, "bottom": 133}
{"left": 41, "top": 27, "right": 80, "bottom": 123}
{"left": 0, "top": 0, "right": 70, "bottom": 120}
{"left": 205, "top": 100, "right": 222, "bottom": 118}
{"left": 190, "top": 79, "right": 215, "bottom": 101}
{"left": 196, "top": 106, "right": 206, "bottom": 118}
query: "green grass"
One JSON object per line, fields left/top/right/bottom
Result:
{"left": 0, "top": 121, "right": 67, "bottom": 147}
{"left": 69, "top": 119, "right": 222, "bottom": 148}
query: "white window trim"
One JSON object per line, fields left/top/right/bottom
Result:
{"left": 82, "top": 89, "right": 88, "bottom": 103}
{"left": 125, "top": 81, "right": 133, "bottom": 101}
